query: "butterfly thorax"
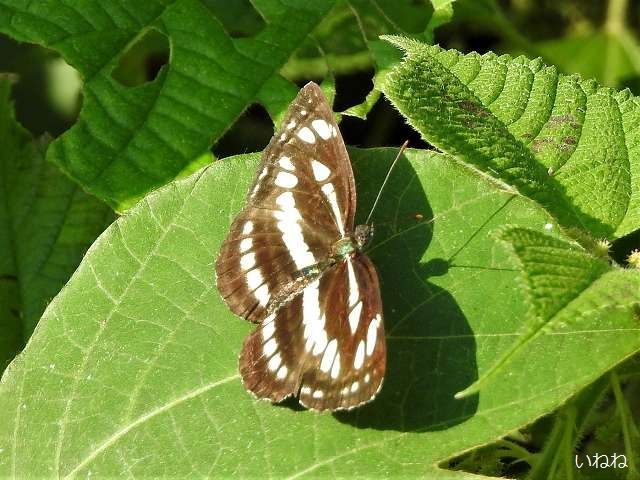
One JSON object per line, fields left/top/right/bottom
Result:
{"left": 331, "top": 237, "right": 357, "bottom": 258}
{"left": 331, "top": 224, "right": 373, "bottom": 259}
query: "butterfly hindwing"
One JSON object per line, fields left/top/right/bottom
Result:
{"left": 239, "top": 253, "right": 385, "bottom": 411}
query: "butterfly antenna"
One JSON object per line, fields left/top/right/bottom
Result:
{"left": 364, "top": 141, "right": 409, "bottom": 225}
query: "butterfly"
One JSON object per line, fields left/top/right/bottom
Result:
{"left": 215, "top": 82, "right": 385, "bottom": 411}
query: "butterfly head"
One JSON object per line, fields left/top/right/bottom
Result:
{"left": 354, "top": 224, "right": 374, "bottom": 250}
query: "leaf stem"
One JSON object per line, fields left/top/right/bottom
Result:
{"left": 610, "top": 371, "right": 640, "bottom": 478}
{"left": 605, "top": 0, "right": 629, "bottom": 35}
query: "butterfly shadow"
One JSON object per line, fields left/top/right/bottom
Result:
{"left": 334, "top": 150, "right": 479, "bottom": 432}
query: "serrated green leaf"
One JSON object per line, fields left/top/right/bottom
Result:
{"left": 499, "top": 228, "right": 611, "bottom": 322}
{"left": 457, "top": 227, "right": 640, "bottom": 398}
{"left": 2, "top": 148, "right": 639, "bottom": 477}
{"left": 0, "top": 78, "right": 113, "bottom": 371}
{"left": 0, "top": 0, "right": 335, "bottom": 211}
{"left": 381, "top": 35, "right": 640, "bottom": 240}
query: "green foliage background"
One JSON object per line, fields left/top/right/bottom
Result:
{"left": 0, "top": 0, "right": 639, "bottom": 478}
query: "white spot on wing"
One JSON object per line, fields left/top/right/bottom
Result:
{"left": 300, "top": 109, "right": 307, "bottom": 116}
{"left": 246, "top": 269, "right": 262, "bottom": 290}
{"left": 275, "top": 171, "right": 298, "bottom": 188}
{"left": 268, "top": 353, "right": 281, "bottom": 372}
{"left": 297, "top": 127, "right": 316, "bottom": 144}
{"left": 286, "top": 120, "right": 296, "bottom": 129}
{"left": 302, "top": 280, "right": 327, "bottom": 355}
{"left": 312, "top": 390, "right": 324, "bottom": 399}
{"left": 320, "top": 339, "right": 338, "bottom": 373}
{"left": 350, "top": 381, "right": 359, "bottom": 393}
{"left": 311, "top": 160, "right": 331, "bottom": 182}
{"left": 276, "top": 365, "right": 288, "bottom": 380}
{"left": 240, "top": 238, "right": 252, "bottom": 253}
{"left": 262, "top": 314, "right": 275, "bottom": 340}
{"left": 276, "top": 191, "right": 296, "bottom": 209}
{"left": 347, "top": 259, "right": 360, "bottom": 307}
{"left": 280, "top": 224, "right": 314, "bottom": 270}
{"left": 301, "top": 386, "right": 312, "bottom": 395}
{"left": 240, "top": 253, "right": 255, "bottom": 270}
{"left": 321, "top": 183, "right": 344, "bottom": 235}
{"left": 366, "top": 315, "right": 380, "bottom": 356}
{"left": 276, "top": 193, "right": 315, "bottom": 270}
{"left": 348, "top": 301, "right": 362, "bottom": 333}
{"left": 312, "top": 119, "right": 332, "bottom": 140}
{"left": 278, "top": 156, "right": 295, "bottom": 170}
{"left": 330, "top": 353, "right": 341, "bottom": 379}
{"left": 364, "top": 373, "right": 371, "bottom": 383}
{"left": 247, "top": 269, "right": 269, "bottom": 307}
{"left": 354, "top": 341, "right": 365, "bottom": 369}
{"left": 263, "top": 338, "right": 277, "bottom": 357}
{"left": 242, "top": 221, "right": 253, "bottom": 235}
{"left": 274, "top": 208, "right": 301, "bottom": 222}
{"left": 311, "top": 328, "right": 327, "bottom": 356}
{"left": 254, "top": 284, "right": 270, "bottom": 307}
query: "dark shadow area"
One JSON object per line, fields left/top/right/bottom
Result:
{"left": 276, "top": 396, "right": 306, "bottom": 412}
{"left": 333, "top": 70, "right": 374, "bottom": 112}
{"left": 611, "top": 228, "right": 640, "bottom": 266}
{"left": 111, "top": 28, "right": 169, "bottom": 87}
{"left": 202, "top": 0, "right": 266, "bottom": 38}
{"left": 332, "top": 149, "right": 478, "bottom": 432}
{"left": 340, "top": 95, "right": 430, "bottom": 150}
{"left": 213, "top": 103, "right": 274, "bottom": 159}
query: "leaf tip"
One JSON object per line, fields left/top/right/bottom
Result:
{"left": 454, "top": 383, "right": 479, "bottom": 399}
{"left": 379, "top": 35, "right": 423, "bottom": 55}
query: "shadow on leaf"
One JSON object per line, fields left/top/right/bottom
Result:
{"left": 334, "top": 150, "right": 478, "bottom": 431}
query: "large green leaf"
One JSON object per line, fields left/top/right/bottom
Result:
{"left": 381, "top": 36, "right": 640, "bottom": 240}
{"left": 1, "top": 148, "right": 638, "bottom": 477}
{"left": 0, "top": 0, "right": 335, "bottom": 211}
{"left": 0, "top": 78, "right": 112, "bottom": 371}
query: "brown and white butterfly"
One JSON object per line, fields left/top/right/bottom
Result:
{"left": 215, "top": 82, "right": 385, "bottom": 411}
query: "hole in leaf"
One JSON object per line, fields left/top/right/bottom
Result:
{"left": 333, "top": 70, "right": 374, "bottom": 112}
{"left": 0, "top": 35, "right": 81, "bottom": 136}
{"left": 112, "top": 29, "right": 169, "bottom": 87}
{"left": 201, "top": 0, "right": 265, "bottom": 38}
{"left": 213, "top": 103, "right": 274, "bottom": 159}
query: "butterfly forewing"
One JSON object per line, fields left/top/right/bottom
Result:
{"left": 216, "top": 83, "right": 355, "bottom": 322}
{"left": 215, "top": 82, "right": 386, "bottom": 411}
